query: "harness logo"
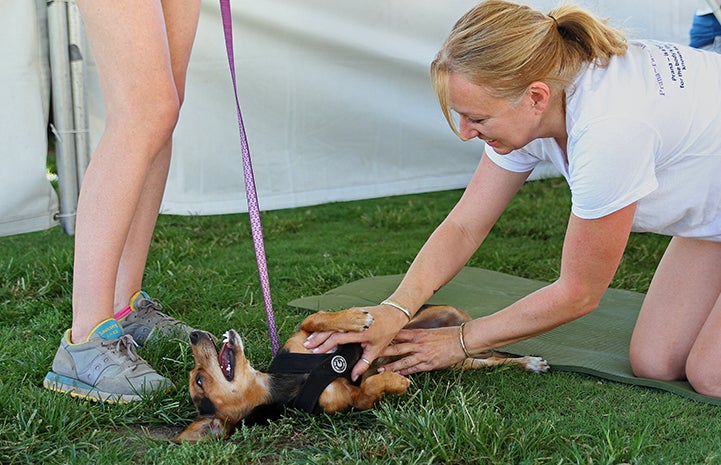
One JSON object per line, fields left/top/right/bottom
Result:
{"left": 330, "top": 355, "right": 348, "bottom": 374}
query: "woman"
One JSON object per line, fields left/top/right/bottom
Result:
{"left": 43, "top": 0, "right": 200, "bottom": 402}
{"left": 305, "top": 0, "right": 721, "bottom": 397}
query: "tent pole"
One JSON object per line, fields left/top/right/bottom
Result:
{"left": 67, "top": 2, "right": 90, "bottom": 188}
{"left": 47, "top": 0, "right": 79, "bottom": 235}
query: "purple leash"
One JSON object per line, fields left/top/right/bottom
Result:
{"left": 219, "top": 0, "right": 281, "bottom": 355}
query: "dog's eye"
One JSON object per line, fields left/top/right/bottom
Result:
{"left": 195, "top": 374, "right": 203, "bottom": 388}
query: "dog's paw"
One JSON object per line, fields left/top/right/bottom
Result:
{"left": 302, "top": 308, "right": 375, "bottom": 333}
{"left": 524, "top": 356, "right": 550, "bottom": 374}
{"left": 332, "top": 307, "right": 374, "bottom": 332}
{"left": 364, "top": 371, "right": 411, "bottom": 395}
{"left": 391, "top": 373, "right": 412, "bottom": 394}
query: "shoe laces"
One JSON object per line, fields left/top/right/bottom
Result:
{"left": 103, "top": 334, "right": 141, "bottom": 364}
{"left": 137, "top": 295, "right": 163, "bottom": 312}
{"left": 135, "top": 297, "right": 184, "bottom": 328}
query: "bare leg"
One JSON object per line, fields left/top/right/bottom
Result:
{"left": 685, "top": 288, "right": 721, "bottom": 396}
{"left": 112, "top": 142, "right": 172, "bottom": 312}
{"left": 113, "top": 0, "right": 200, "bottom": 310}
{"left": 71, "top": 0, "right": 200, "bottom": 342}
{"left": 630, "top": 237, "right": 721, "bottom": 392}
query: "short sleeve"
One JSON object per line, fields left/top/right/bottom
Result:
{"left": 485, "top": 142, "right": 544, "bottom": 173}
{"left": 568, "top": 118, "right": 660, "bottom": 219}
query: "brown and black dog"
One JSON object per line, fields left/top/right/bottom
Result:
{"left": 175, "top": 305, "right": 549, "bottom": 442}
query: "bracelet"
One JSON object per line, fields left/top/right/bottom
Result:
{"left": 381, "top": 299, "right": 412, "bottom": 321}
{"left": 459, "top": 322, "right": 472, "bottom": 358}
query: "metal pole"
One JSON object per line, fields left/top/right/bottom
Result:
{"left": 47, "top": 0, "right": 78, "bottom": 235}
{"left": 67, "top": 1, "right": 90, "bottom": 188}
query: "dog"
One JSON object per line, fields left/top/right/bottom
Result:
{"left": 175, "top": 305, "right": 549, "bottom": 442}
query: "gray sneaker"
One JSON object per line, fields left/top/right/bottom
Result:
{"left": 118, "top": 291, "right": 193, "bottom": 346}
{"left": 43, "top": 319, "right": 173, "bottom": 403}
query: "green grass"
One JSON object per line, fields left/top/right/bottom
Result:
{"left": 1, "top": 178, "right": 719, "bottom": 464}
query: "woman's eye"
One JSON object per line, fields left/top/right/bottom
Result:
{"left": 466, "top": 116, "right": 486, "bottom": 124}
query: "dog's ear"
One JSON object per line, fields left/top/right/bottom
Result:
{"left": 173, "top": 416, "right": 230, "bottom": 443}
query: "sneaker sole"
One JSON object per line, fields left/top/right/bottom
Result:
{"left": 43, "top": 372, "right": 142, "bottom": 404}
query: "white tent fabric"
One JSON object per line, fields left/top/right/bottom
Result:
{"left": 1, "top": 1, "right": 696, "bottom": 235}
{"left": 0, "top": 0, "right": 58, "bottom": 236}
{"left": 83, "top": 0, "right": 697, "bottom": 216}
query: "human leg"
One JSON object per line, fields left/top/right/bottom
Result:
{"left": 113, "top": 0, "right": 201, "bottom": 310}
{"left": 46, "top": 0, "right": 202, "bottom": 402}
{"left": 110, "top": 0, "right": 201, "bottom": 347}
{"left": 685, "top": 289, "right": 721, "bottom": 396}
{"left": 70, "top": 0, "right": 181, "bottom": 342}
{"left": 629, "top": 237, "right": 721, "bottom": 383}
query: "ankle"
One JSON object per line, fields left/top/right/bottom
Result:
{"left": 70, "top": 318, "right": 123, "bottom": 344}
{"left": 114, "top": 305, "right": 133, "bottom": 321}
{"left": 69, "top": 330, "right": 88, "bottom": 345}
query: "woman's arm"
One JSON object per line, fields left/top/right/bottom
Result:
{"left": 305, "top": 154, "right": 531, "bottom": 380}
{"left": 380, "top": 201, "right": 638, "bottom": 375}
{"left": 388, "top": 155, "right": 532, "bottom": 312}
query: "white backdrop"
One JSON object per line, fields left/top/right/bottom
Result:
{"left": 82, "top": 0, "right": 698, "bottom": 215}
{"left": 0, "top": 0, "right": 58, "bottom": 236}
{"left": 1, "top": 0, "right": 697, "bottom": 234}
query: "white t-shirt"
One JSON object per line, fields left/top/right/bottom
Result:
{"left": 486, "top": 40, "right": 721, "bottom": 241}
{"left": 696, "top": 0, "right": 713, "bottom": 16}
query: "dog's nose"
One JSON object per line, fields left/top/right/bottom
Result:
{"left": 189, "top": 330, "right": 202, "bottom": 344}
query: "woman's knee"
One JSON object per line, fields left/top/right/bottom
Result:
{"left": 137, "top": 85, "right": 181, "bottom": 137}
{"left": 629, "top": 344, "right": 686, "bottom": 381}
{"left": 107, "top": 86, "right": 181, "bottom": 152}
{"left": 686, "top": 350, "right": 721, "bottom": 398}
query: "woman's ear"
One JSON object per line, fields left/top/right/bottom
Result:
{"left": 527, "top": 81, "right": 552, "bottom": 111}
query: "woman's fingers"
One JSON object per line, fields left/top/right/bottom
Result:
{"left": 351, "top": 346, "right": 384, "bottom": 381}
{"left": 303, "top": 331, "right": 334, "bottom": 350}
{"left": 378, "top": 327, "right": 466, "bottom": 375}
{"left": 304, "top": 330, "right": 360, "bottom": 353}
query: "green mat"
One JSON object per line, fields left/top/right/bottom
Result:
{"left": 288, "top": 267, "right": 721, "bottom": 406}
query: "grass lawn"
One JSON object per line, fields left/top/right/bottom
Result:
{"left": 1, "top": 178, "right": 719, "bottom": 464}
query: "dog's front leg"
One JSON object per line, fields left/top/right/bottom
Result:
{"left": 301, "top": 308, "right": 374, "bottom": 333}
{"left": 174, "top": 416, "right": 232, "bottom": 443}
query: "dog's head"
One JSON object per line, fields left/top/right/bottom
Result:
{"left": 175, "top": 329, "right": 270, "bottom": 442}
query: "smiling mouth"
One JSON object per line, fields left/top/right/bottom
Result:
{"left": 219, "top": 331, "right": 236, "bottom": 381}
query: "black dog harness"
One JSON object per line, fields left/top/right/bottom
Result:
{"left": 267, "top": 343, "right": 363, "bottom": 413}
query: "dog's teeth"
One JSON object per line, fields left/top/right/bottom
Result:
{"left": 222, "top": 332, "right": 230, "bottom": 344}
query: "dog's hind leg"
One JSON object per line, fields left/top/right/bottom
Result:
{"left": 351, "top": 372, "right": 411, "bottom": 411}
{"left": 317, "top": 373, "right": 410, "bottom": 413}
{"left": 458, "top": 352, "right": 550, "bottom": 374}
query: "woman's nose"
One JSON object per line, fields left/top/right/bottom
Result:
{"left": 458, "top": 117, "right": 480, "bottom": 140}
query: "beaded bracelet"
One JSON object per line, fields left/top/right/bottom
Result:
{"left": 458, "top": 322, "right": 472, "bottom": 358}
{"left": 380, "top": 299, "right": 412, "bottom": 321}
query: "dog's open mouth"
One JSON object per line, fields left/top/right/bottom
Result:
{"left": 219, "top": 330, "right": 237, "bottom": 381}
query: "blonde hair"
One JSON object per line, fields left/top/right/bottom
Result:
{"left": 431, "top": 0, "right": 628, "bottom": 137}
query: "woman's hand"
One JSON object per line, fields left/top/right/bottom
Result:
{"left": 303, "top": 304, "right": 410, "bottom": 381}
{"left": 378, "top": 326, "right": 467, "bottom": 376}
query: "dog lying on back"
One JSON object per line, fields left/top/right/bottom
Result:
{"left": 175, "top": 305, "right": 549, "bottom": 442}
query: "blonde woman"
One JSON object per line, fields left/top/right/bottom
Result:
{"left": 306, "top": 0, "right": 721, "bottom": 397}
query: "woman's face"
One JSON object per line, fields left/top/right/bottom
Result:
{"left": 448, "top": 73, "right": 540, "bottom": 155}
